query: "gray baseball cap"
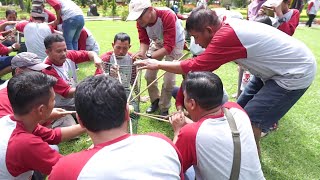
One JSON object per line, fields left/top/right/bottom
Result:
{"left": 12, "top": 52, "right": 50, "bottom": 71}
{"left": 31, "top": 6, "right": 46, "bottom": 18}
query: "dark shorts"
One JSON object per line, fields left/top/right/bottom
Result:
{"left": 0, "top": 56, "right": 13, "bottom": 70}
{"left": 237, "top": 76, "right": 308, "bottom": 130}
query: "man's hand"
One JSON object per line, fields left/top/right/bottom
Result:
{"left": 169, "top": 111, "right": 187, "bottom": 135}
{"left": 49, "top": 108, "right": 76, "bottom": 121}
{"left": 132, "top": 51, "right": 147, "bottom": 60}
{"left": 109, "top": 64, "right": 119, "bottom": 78}
{"left": 134, "top": 59, "right": 160, "bottom": 70}
{"left": 12, "top": 43, "right": 20, "bottom": 50}
{"left": 92, "top": 53, "right": 104, "bottom": 72}
{"left": 273, "top": 3, "right": 283, "bottom": 17}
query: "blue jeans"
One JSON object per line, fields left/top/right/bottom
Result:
{"left": 62, "top": 15, "right": 84, "bottom": 50}
{"left": 237, "top": 77, "right": 308, "bottom": 130}
{"left": 0, "top": 56, "right": 13, "bottom": 70}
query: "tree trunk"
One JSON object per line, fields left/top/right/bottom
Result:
{"left": 19, "top": 0, "right": 25, "bottom": 11}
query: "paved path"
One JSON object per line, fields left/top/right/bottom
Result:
{"left": 84, "top": 16, "right": 121, "bottom": 21}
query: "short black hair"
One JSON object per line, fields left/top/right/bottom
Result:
{"left": 183, "top": 71, "right": 223, "bottom": 110}
{"left": 5, "top": 9, "right": 17, "bottom": 17}
{"left": 114, "top": 32, "right": 131, "bottom": 44}
{"left": 8, "top": 71, "right": 57, "bottom": 115}
{"left": 75, "top": 75, "right": 127, "bottom": 132}
{"left": 33, "top": 16, "right": 45, "bottom": 22}
{"left": 44, "top": 34, "right": 65, "bottom": 49}
{"left": 186, "top": 6, "right": 220, "bottom": 32}
{"left": 254, "top": 15, "right": 272, "bottom": 26}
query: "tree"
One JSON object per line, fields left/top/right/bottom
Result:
{"left": 18, "top": 0, "right": 25, "bottom": 11}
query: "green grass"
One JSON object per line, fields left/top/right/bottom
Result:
{"left": 57, "top": 21, "right": 320, "bottom": 179}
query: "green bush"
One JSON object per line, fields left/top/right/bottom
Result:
{"left": 120, "top": 5, "right": 129, "bottom": 21}
{"left": 26, "top": 0, "right": 31, "bottom": 13}
{"left": 111, "top": 0, "right": 117, "bottom": 16}
{"left": 102, "top": 0, "right": 108, "bottom": 17}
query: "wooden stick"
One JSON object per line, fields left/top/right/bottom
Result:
{"left": 133, "top": 111, "right": 169, "bottom": 123}
{"left": 127, "top": 69, "right": 141, "bottom": 102}
{"left": 129, "top": 118, "right": 133, "bottom": 135}
{"left": 130, "top": 52, "right": 190, "bottom": 103}
{"left": 144, "top": 113, "right": 169, "bottom": 119}
{"left": 112, "top": 54, "right": 122, "bottom": 84}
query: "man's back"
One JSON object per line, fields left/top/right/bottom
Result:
{"left": 176, "top": 102, "right": 264, "bottom": 180}
{"left": 49, "top": 133, "right": 182, "bottom": 179}
{"left": 16, "top": 21, "right": 53, "bottom": 60}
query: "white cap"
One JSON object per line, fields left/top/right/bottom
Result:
{"left": 126, "top": 0, "right": 151, "bottom": 21}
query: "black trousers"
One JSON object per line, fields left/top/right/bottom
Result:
{"left": 306, "top": 14, "right": 316, "bottom": 27}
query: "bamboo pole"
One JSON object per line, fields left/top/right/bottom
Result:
{"left": 130, "top": 52, "right": 190, "bottom": 103}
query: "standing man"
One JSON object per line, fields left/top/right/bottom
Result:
{"left": 127, "top": 0, "right": 185, "bottom": 116}
{"left": 16, "top": 6, "right": 56, "bottom": 60}
{"left": 46, "top": 0, "right": 84, "bottom": 50}
{"left": 32, "top": 0, "right": 57, "bottom": 23}
{"left": 134, "top": 7, "right": 316, "bottom": 155}
{"left": 306, "top": 0, "right": 320, "bottom": 27}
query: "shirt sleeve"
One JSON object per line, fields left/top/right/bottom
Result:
{"left": 180, "top": 24, "right": 247, "bottom": 73}
{"left": 66, "top": 50, "right": 90, "bottom": 64}
{"left": 278, "top": 9, "right": 300, "bottom": 36}
{"left": 42, "top": 67, "right": 72, "bottom": 98}
{"left": 7, "top": 135, "right": 62, "bottom": 176}
{"left": 46, "top": 0, "right": 62, "bottom": 11}
{"left": 32, "top": 124, "right": 62, "bottom": 144}
{"left": 308, "top": 2, "right": 314, "bottom": 11}
{"left": 15, "top": 21, "right": 29, "bottom": 32}
{"left": 175, "top": 124, "right": 198, "bottom": 172}
{"left": 147, "top": 133, "right": 185, "bottom": 179}
{"left": 175, "top": 86, "right": 184, "bottom": 108}
{"left": 78, "top": 29, "right": 87, "bottom": 51}
{"left": 161, "top": 10, "right": 177, "bottom": 54}
{"left": 49, "top": 148, "right": 101, "bottom": 180}
{"left": 44, "top": 9, "right": 57, "bottom": 23}
{"left": 0, "top": 43, "right": 9, "bottom": 55}
{"left": 137, "top": 22, "right": 150, "bottom": 45}
{"left": 94, "top": 51, "right": 112, "bottom": 75}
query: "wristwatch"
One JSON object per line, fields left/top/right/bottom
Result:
{"left": 278, "top": 16, "right": 287, "bottom": 23}
{"left": 10, "top": 45, "right": 17, "bottom": 51}
{"left": 146, "top": 53, "right": 152, "bottom": 59}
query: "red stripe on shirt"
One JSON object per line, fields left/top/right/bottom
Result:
{"left": 180, "top": 23, "right": 247, "bottom": 73}
{"left": 278, "top": 9, "right": 300, "bottom": 36}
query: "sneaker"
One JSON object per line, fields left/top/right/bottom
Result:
{"left": 146, "top": 99, "right": 159, "bottom": 113}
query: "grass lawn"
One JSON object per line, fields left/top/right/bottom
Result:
{"left": 56, "top": 21, "right": 320, "bottom": 179}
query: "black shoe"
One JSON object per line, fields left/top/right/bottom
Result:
{"left": 160, "top": 110, "right": 169, "bottom": 117}
{"left": 146, "top": 99, "right": 159, "bottom": 113}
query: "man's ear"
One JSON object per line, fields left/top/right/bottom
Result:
{"left": 205, "top": 26, "right": 214, "bottom": 34}
{"left": 34, "top": 104, "right": 45, "bottom": 121}
{"left": 45, "top": 48, "right": 50, "bottom": 55}
{"left": 190, "top": 99, "right": 197, "bottom": 111}
{"left": 15, "top": 67, "right": 23, "bottom": 74}
{"left": 124, "top": 104, "right": 130, "bottom": 122}
{"left": 76, "top": 113, "right": 85, "bottom": 128}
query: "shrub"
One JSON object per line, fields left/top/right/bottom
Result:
{"left": 183, "top": 4, "right": 195, "bottom": 13}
